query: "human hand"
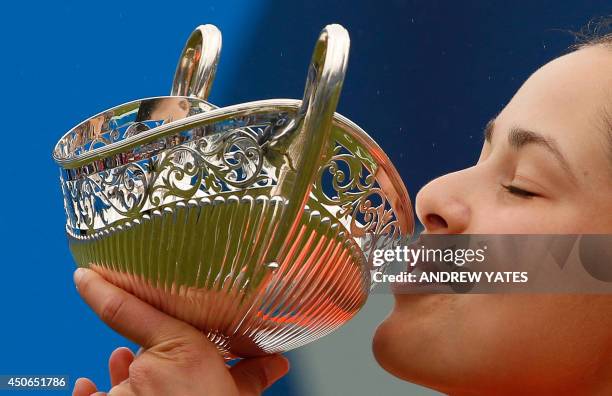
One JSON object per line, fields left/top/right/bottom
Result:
{"left": 71, "top": 268, "right": 289, "bottom": 396}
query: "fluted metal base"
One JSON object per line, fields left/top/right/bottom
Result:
{"left": 68, "top": 194, "right": 369, "bottom": 358}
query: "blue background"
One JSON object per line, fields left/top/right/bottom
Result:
{"left": 0, "top": 1, "right": 610, "bottom": 394}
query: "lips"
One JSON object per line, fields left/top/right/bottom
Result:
{"left": 386, "top": 237, "right": 476, "bottom": 294}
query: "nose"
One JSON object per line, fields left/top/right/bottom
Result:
{"left": 415, "top": 169, "right": 472, "bottom": 234}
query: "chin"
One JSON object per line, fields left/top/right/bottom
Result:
{"left": 372, "top": 295, "right": 448, "bottom": 389}
{"left": 372, "top": 314, "right": 410, "bottom": 380}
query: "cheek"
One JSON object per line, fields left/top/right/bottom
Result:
{"left": 374, "top": 295, "right": 612, "bottom": 393}
{"left": 467, "top": 296, "right": 612, "bottom": 390}
{"left": 469, "top": 198, "right": 583, "bottom": 233}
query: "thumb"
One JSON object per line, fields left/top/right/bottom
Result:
{"left": 230, "top": 355, "right": 289, "bottom": 395}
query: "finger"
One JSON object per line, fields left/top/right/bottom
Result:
{"left": 108, "top": 381, "right": 135, "bottom": 396}
{"left": 109, "top": 347, "right": 134, "bottom": 387}
{"left": 230, "top": 355, "right": 289, "bottom": 396}
{"left": 73, "top": 377, "right": 97, "bottom": 396}
{"left": 74, "top": 268, "right": 202, "bottom": 349}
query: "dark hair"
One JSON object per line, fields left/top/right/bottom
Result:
{"left": 571, "top": 16, "right": 612, "bottom": 49}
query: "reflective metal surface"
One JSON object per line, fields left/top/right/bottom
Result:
{"left": 54, "top": 24, "right": 414, "bottom": 358}
{"left": 171, "top": 24, "right": 221, "bottom": 99}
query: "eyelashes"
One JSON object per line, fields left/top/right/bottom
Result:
{"left": 501, "top": 184, "right": 538, "bottom": 198}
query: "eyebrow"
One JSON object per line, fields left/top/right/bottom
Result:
{"left": 484, "top": 119, "right": 578, "bottom": 184}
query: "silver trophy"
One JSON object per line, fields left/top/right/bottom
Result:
{"left": 53, "top": 24, "right": 414, "bottom": 358}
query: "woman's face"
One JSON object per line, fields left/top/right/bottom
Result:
{"left": 373, "top": 45, "right": 612, "bottom": 395}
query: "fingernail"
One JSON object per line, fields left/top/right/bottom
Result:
{"left": 264, "top": 355, "right": 290, "bottom": 381}
{"left": 73, "top": 267, "right": 86, "bottom": 287}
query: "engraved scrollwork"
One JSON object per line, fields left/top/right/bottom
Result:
{"left": 350, "top": 189, "right": 401, "bottom": 258}
{"left": 64, "top": 162, "right": 149, "bottom": 230}
{"left": 149, "top": 145, "right": 204, "bottom": 207}
{"left": 312, "top": 135, "right": 403, "bottom": 262}
{"left": 198, "top": 128, "right": 270, "bottom": 189}
{"left": 63, "top": 127, "right": 275, "bottom": 232}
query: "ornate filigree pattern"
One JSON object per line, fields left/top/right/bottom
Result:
{"left": 63, "top": 127, "right": 275, "bottom": 231}
{"left": 312, "top": 130, "right": 403, "bottom": 266}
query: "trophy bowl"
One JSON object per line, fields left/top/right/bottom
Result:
{"left": 54, "top": 24, "right": 414, "bottom": 358}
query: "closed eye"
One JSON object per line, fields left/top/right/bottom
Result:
{"left": 502, "top": 184, "right": 539, "bottom": 198}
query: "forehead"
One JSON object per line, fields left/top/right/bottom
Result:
{"left": 494, "top": 45, "right": 612, "bottom": 179}
{"left": 500, "top": 45, "right": 612, "bottom": 129}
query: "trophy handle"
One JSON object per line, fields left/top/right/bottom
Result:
{"left": 266, "top": 24, "right": 350, "bottom": 263}
{"left": 171, "top": 24, "right": 222, "bottom": 100}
